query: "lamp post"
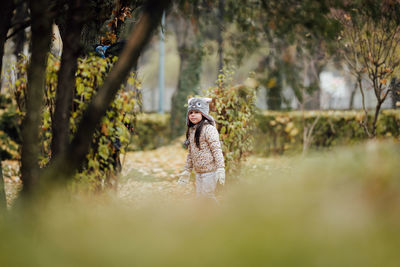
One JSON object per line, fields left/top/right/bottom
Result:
{"left": 158, "top": 11, "right": 165, "bottom": 114}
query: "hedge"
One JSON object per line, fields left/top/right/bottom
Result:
{"left": 4, "top": 109, "right": 398, "bottom": 157}
{"left": 130, "top": 113, "right": 172, "bottom": 151}
{"left": 254, "top": 109, "right": 400, "bottom": 155}
{"left": 132, "top": 110, "right": 400, "bottom": 155}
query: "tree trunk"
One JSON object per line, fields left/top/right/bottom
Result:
{"left": 304, "top": 88, "right": 320, "bottom": 110}
{"left": 12, "top": 2, "right": 28, "bottom": 60}
{"left": 79, "top": 0, "right": 114, "bottom": 54}
{"left": 372, "top": 101, "right": 382, "bottom": 138}
{"left": 348, "top": 82, "right": 357, "bottom": 110}
{"left": 50, "top": 0, "right": 86, "bottom": 160}
{"left": 20, "top": 0, "right": 53, "bottom": 195}
{"left": 170, "top": 14, "right": 203, "bottom": 138}
{"left": 42, "top": 0, "right": 171, "bottom": 184}
{"left": 216, "top": 0, "right": 225, "bottom": 74}
{"left": 170, "top": 40, "right": 203, "bottom": 138}
{"left": 0, "top": 0, "right": 14, "bottom": 83}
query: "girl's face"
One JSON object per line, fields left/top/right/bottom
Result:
{"left": 188, "top": 110, "right": 203, "bottom": 124}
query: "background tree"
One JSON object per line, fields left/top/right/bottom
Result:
{"left": 335, "top": 0, "right": 400, "bottom": 137}
{"left": 169, "top": 1, "right": 214, "bottom": 139}
{"left": 258, "top": 0, "right": 341, "bottom": 110}
{"left": 169, "top": 0, "right": 261, "bottom": 138}
{"left": 169, "top": 6, "right": 204, "bottom": 138}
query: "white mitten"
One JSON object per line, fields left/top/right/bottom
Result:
{"left": 216, "top": 168, "right": 225, "bottom": 185}
{"left": 177, "top": 170, "right": 191, "bottom": 185}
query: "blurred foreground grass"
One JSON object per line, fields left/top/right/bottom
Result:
{"left": 1, "top": 140, "right": 400, "bottom": 266}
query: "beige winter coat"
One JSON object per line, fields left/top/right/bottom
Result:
{"left": 184, "top": 123, "right": 225, "bottom": 173}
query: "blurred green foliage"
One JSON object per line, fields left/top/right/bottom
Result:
{"left": 0, "top": 141, "right": 400, "bottom": 266}
{"left": 131, "top": 113, "right": 171, "bottom": 151}
{"left": 0, "top": 95, "right": 21, "bottom": 160}
{"left": 133, "top": 109, "right": 400, "bottom": 157}
{"left": 6, "top": 54, "right": 141, "bottom": 190}
{"left": 255, "top": 110, "right": 400, "bottom": 155}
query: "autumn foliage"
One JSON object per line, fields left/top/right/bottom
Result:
{"left": 6, "top": 54, "right": 141, "bottom": 190}
{"left": 207, "top": 69, "right": 257, "bottom": 174}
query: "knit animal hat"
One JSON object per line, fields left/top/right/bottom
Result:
{"left": 186, "top": 97, "right": 215, "bottom": 126}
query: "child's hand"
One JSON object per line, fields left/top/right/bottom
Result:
{"left": 177, "top": 170, "right": 190, "bottom": 185}
{"left": 216, "top": 168, "right": 225, "bottom": 185}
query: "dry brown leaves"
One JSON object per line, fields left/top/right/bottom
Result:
{"left": 118, "top": 139, "right": 195, "bottom": 205}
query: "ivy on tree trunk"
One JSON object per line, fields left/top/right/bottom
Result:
{"left": 41, "top": 0, "right": 172, "bottom": 187}
{"left": 51, "top": 0, "right": 87, "bottom": 160}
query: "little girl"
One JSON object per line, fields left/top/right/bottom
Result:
{"left": 178, "top": 97, "right": 225, "bottom": 200}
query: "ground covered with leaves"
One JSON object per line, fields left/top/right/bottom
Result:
{"left": 118, "top": 139, "right": 290, "bottom": 205}
{"left": 3, "top": 138, "right": 290, "bottom": 206}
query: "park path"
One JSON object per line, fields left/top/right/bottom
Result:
{"left": 117, "top": 140, "right": 291, "bottom": 205}
{"left": 117, "top": 140, "right": 195, "bottom": 204}
{"left": 2, "top": 140, "right": 288, "bottom": 206}
{"left": 1, "top": 141, "right": 194, "bottom": 206}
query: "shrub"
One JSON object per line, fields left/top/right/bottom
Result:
{"left": 124, "top": 109, "right": 400, "bottom": 158}
{"left": 0, "top": 102, "right": 21, "bottom": 161}
{"left": 207, "top": 69, "right": 257, "bottom": 174}
{"left": 255, "top": 110, "right": 400, "bottom": 155}
{"left": 130, "top": 113, "right": 171, "bottom": 151}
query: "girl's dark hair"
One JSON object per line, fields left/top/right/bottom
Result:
{"left": 186, "top": 117, "right": 209, "bottom": 149}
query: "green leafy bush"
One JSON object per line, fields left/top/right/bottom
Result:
{"left": 124, "top": 109, "right": 400, "bottom": 158}
{"left": 0, "top": 95, "right": 21, "bottom": 160}
{"left": 6, "top": 54, "right": 141, "bottom": 190}
{"left": 130, "top": 113, "right": 171, "bottom": 151}
{"left": 207, "top": 70, "right": 257, "bottom": 174}
{"left": 255, "top": 110, "right": 400, "bottom": 155}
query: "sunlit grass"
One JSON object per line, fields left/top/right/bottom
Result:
{"left": 1, "top": 140, "right": 400, "bottom": 266}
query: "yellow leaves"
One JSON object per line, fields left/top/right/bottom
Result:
{"left": 355, "top": 112, "right": 365, "bottom": 122}
{"left": 284, "top": 122, "right": 294, "bottom": 132}
{"left": 382, "top": 67, "right": 393, "bottom": 74}
{"left": 380, "top": 79, "right": 387, "bottom": 85}
{"left": 266, "top": 77, "right": 277, "bottom": 89}
{"left": 101, "top": 123, "right": 109, "bottom": 136}
{"left": 289, "top": 128, "right": 299, "bottom": 137}
{"left": 276, "top": 116, "right": 289, "bottom": 124}
{"left": 127, "top": 76, "right": 135, "bottom": 86}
